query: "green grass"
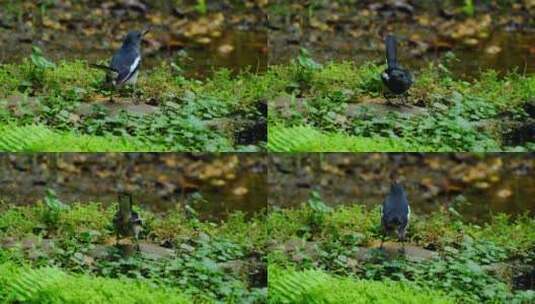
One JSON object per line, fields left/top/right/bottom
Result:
{"left": 267, "top": 199, "right": 535, "bottom": 303}
{"left": 0, "top": 55, "right": 271, "bottom": 152}
{"left": 0, "top": 200, "right": 267, "bottom": 303}
{"left": 267, "top": 59, "right": 535, "bottom": 152}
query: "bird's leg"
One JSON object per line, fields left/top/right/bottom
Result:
{"left": 135, "top": 237, "right": 140, "bottom": 252}
{"left": 398, "top": 229, "right": 406, "bottom": 254}
{"left": 109, "top": 87, "right": 116, "bottom": 103}
{"left": 383, "top": 91, "right": 392, "bottom": 104}
{"left": 402, "top": 93, "right": 409, "bottom": 104}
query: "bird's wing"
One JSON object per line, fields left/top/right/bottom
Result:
{"left": 110, "top": 48, "right": 141, "bottom": 85}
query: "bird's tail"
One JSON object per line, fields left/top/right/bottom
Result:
{"left": 89, "top": 63, "right": 118, "bottom": 73}
{"left": 385, "top": 34, "right": 398, "bottom": 69}
{"left": 391, "top": 216, "right": 401, "bottom": 225}
{"left": 117, "top": 192, "right": 133, "bottom": 220}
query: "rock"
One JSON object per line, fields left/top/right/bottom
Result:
{"left": 346, "top": 102, "right": 429, "bottom": 121}
{"left": 503, "top": 118, "right": 535, "bottom": 147}
{"left": 512, "top": 263, "right": 535, "bottom": 290}
{"left": 483, "top": 262, "right": 513, "bottom": 284}
{"left": 87, "top": 244, "right": 110, "bottom": 259}
{"left": 75, "top": 102, "right": 160, "bottom": 118}
{"left": 2, "top": 235, "right": 54, "bottom": 252}
{"left": 138, "top": 241, "right": 175, "bottom": 259}
{"left": 275, "top": 238, "right": 321, "bottom": 262}
{"left": 218, "top": 260, "right": 247, "bottom": 275}
{"left": 179, "top": 243, "right": 195, "bottom": 253}
{"left": 271, "top": 95, "right": 308, "bottom": 120}
{"left": 367, "top": 241, "right": 438, "bottom": 262}
{"left": 353, "top": 247, "right": 375, "bottom": 262}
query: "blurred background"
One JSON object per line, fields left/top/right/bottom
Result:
{"left": 268, "top": 0, "right": 535, "bottom": 78}
{"left": 0, "top": 0, "right": 268, "bottom": 77}
{"left": 0, "top": 153, "right": 266, "bottom": 220}
{"left": 268, "top": 153, "right": 535, "bottom": 223}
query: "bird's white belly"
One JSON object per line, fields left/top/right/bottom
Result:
{"left": 124, "top": 70, "right": 139, "bottom": 85}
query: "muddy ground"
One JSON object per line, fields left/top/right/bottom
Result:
{"left": 268, "top": 0, "right": 535, "bottom": 78}
{"left": 0, "top": 0, "right": 268, "bottom": 77}
{"left": 0, "top": 153, "right": 267, "bottom": 220}
{"left": 268, "top": 153, "right": 535, "bottom": 222}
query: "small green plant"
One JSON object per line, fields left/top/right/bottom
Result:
{"left": 0, "top": 200, "right": 267, "bottom": 303}
{"left": 28, "top": 46, "right": 56, "bottom": 86}
{"left": 0, "top": 59, "right": 269, "bottom": 151}
{"left": 269, "top": 58, "right": 533, "bottom": 151}
{"left": 195, "top": 0, "right": 207, "bottom": 15}
{"left": 42, "top": 189, "right": 68, "bottom": 228}
{"left": 293, "top": 48, "right": 322, "bottom": 85}
{"left": 268, "top": 204, "right": 535, "bottom": 303}
{"left": 462, "top": 0, "right": 475, "bottom": 16}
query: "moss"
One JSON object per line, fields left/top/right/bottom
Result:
{"left": 0, "top": 200, "right": 266, "bottom": 302}
{"left": 268, "top": 60, "right": 534, "bottom": 151}
{"left": 268, "top": 204, "right": 535, "bottom": 303}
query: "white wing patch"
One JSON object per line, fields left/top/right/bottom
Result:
{"left": 130, "top": 56, "right": 141, "bottom": 73}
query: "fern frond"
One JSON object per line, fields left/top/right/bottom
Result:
{"left": 268, "top": 125, "right": 321, "bottom": 152}
{"left": 9, "top": 267, "right": 66, "bottom": 302}
{"left": 0, "top": 124, "right": 161, "bottom": 152}
{"left": 268, "top": 266, "right": 455, "bottom": 304}
{"left": 0, "top": 125, "right": 55, "bottom": 151}
{"left": 0, "top": 262, "right": 190, "bottom": 303}
{"left": 268, "top": 125, "right": 429, "bottom": 152}
{"left": 268, "top": 266, "right": 329, "bottom": 304}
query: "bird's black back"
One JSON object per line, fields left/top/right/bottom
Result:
{"left": 382, "top": 183, "right": 409, "bottom": 229}
{"left": 381, "top": 34, "right": 413, "bottom": 95}
{"left": 109, "top": 32, "right": 142, "bottom": 85}
{"left": 114, "top": 193, "right": 134, "bottom": 237}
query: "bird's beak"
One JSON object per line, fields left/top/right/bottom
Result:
{"left": 142, "top": 27, "right": 151, "bottom": 36}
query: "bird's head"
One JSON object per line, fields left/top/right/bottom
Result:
{"left": 389, "top": 172, "right": 406, "bottom": 195}
{"left": 123, "top": 28, "right": 150, "bottom": 47}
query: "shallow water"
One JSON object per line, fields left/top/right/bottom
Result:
{"left": 268, "top": 154, "right": 535, "bottom": 223}
{"left": 0, "top": 154, "right": 267, "bottom": 220}
{"left": 267, "top": 1, "right": 535, "bottom": 79}
{"left": 0, "top": 0, "right": 267, "bottom": 77}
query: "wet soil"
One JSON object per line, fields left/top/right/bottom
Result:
{"left": 0, "top": 0, "right": 268, "bottom": 78}
{"left": 268, "top": 0, "right": 535, "bottom": 78}
{"left": 0, "top": 154, "right": 267, "bottom": 220}
{"left": 268, "top": 153, "right": 535, "bottom": 223}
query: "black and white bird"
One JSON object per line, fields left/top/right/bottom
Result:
{"left": 380, "top": 176, "right": 410, "bottom": 251}
{"left": 91, "top": 29, "right": 148, "bottom": 88}
{"left": 113, "top": 192, "right": 143, "bottom": 249}
{"left": 381, "top": 34, "right": 413, "bottom": 103}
